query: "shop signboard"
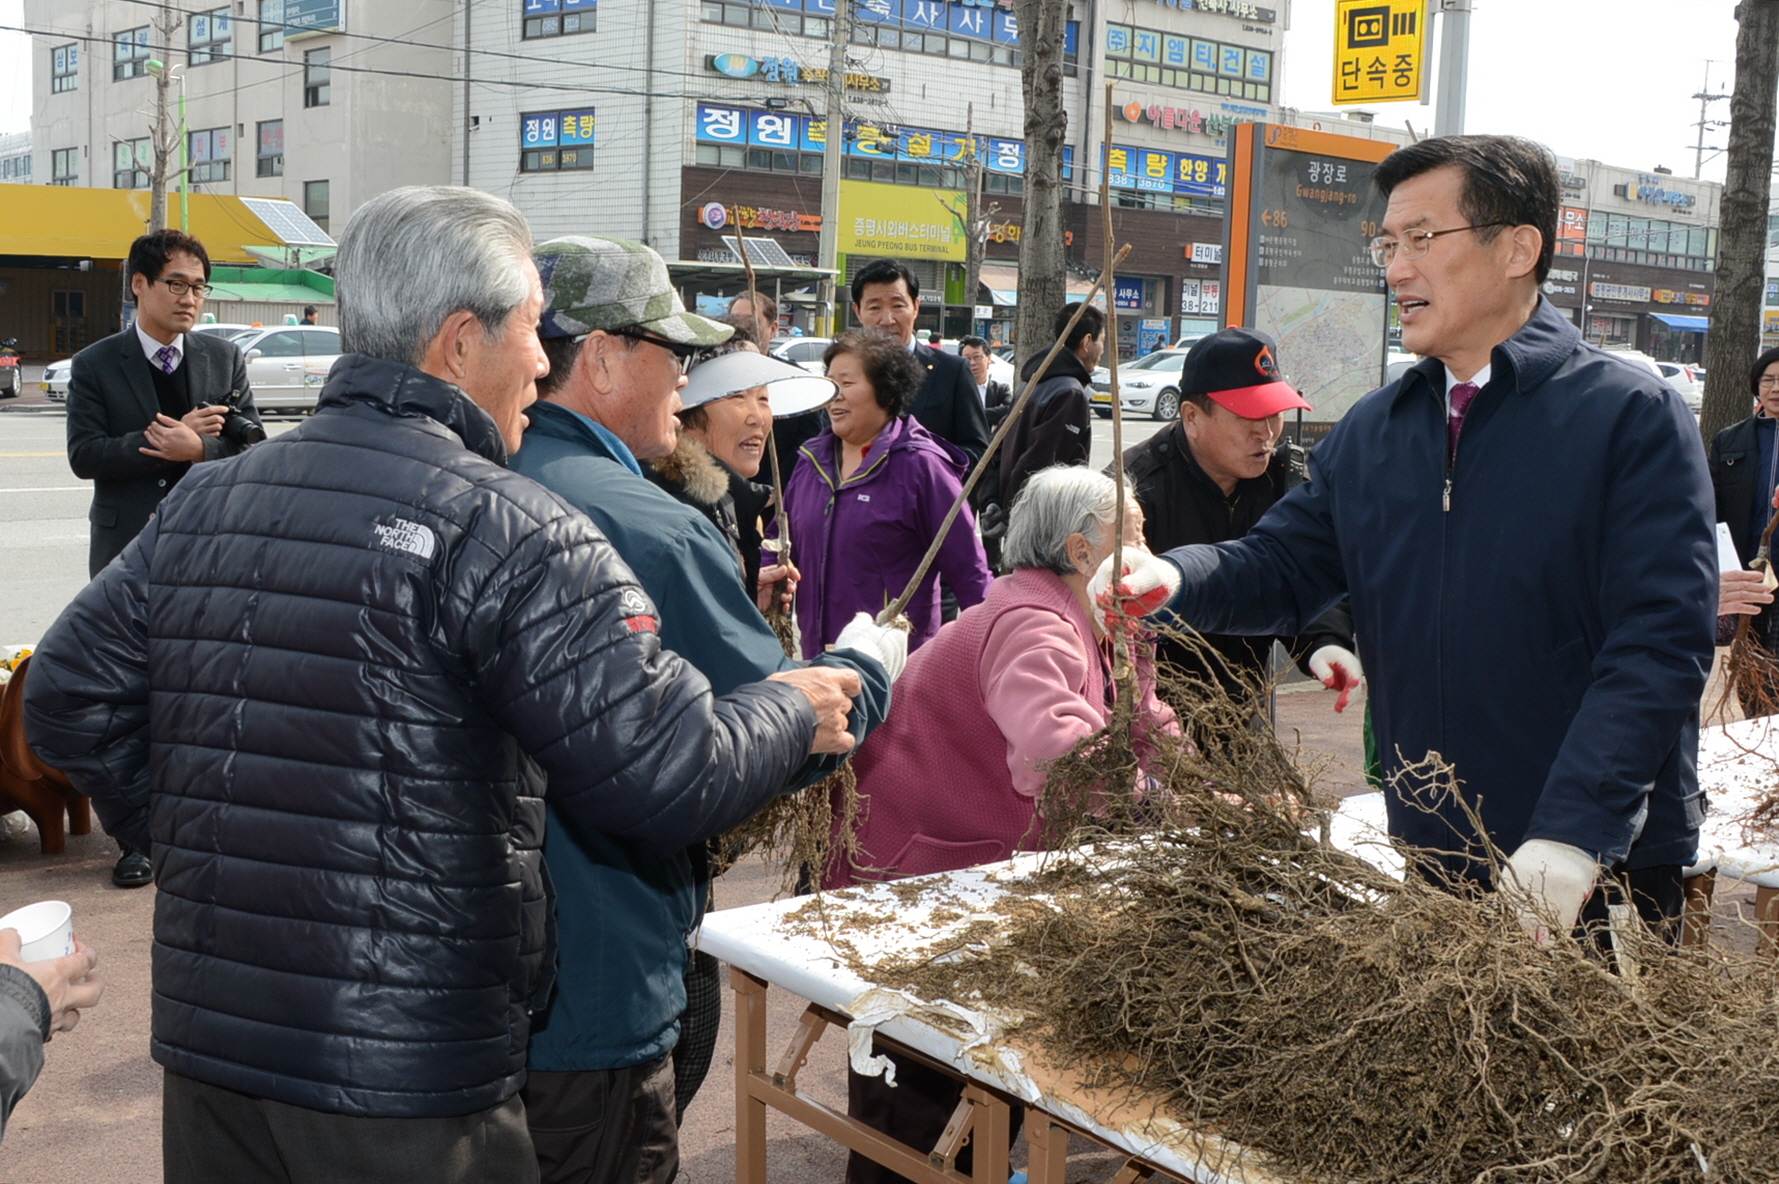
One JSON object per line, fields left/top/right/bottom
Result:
{"left": 1139, "top": 318, "right": 1170, "bottom": 354}
{"left": 1113, "top": 277, "right": 1146, "bottom": 311}
{"left": 1225, "top": 121, "right": 1395, "bottom": 430}
{"left": 281, "top": 0, "right": 346, "bottom": 34}
{"left": 837, "top": 179, "right": 966, "bottom": 261}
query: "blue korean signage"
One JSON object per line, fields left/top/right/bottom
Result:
{"left": 1174, "top": 153, "right": 1227, "bottom": 198}
{"left": 523, "top": 0, "right": 596, "bottom": 10}
{"left": 1113, "top": 277, "right": 1146, "bottom": 311}
{"left": 695, "top": 103, "right": 1029, "bottom": 177}
{"left": 522, "top": 113, "right": 559, "bottom": 148}
{"left": 559, "top": 108, "right": 596, "bottom": 146}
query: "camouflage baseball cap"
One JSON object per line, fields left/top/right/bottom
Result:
{"left": 534, "top": 235, "right": 733, "bottom": 346}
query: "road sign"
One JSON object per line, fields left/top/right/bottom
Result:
{"left": 1332, "top": 0, "right": 1428, "bottom": 105}
{"left": 1223, "top": 123, "right": 1397, "bottom": 438}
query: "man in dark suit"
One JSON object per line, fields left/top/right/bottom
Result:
{"left": 960, "top": 335, "right": 1012, "bottom": 429}
{"left": 850, "top": 258, "right": 989, "bottom": 464}
{"left": 64, "top": 228, "right": 260, "bottom": 888}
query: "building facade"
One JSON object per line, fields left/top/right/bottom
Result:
{"left": 27, "top": 0, "right": 454, "bottom": 234}
{"left": 1542, "top": 158, "right": 1720, "bottom": 363}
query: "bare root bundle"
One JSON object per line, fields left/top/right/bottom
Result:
{"left": 841, "top": 625, "right": 1779, "bottom": 1184}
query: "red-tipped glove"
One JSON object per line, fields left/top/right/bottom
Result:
{"left": 1088, "top": 549, "right": 1182, "bottom": 632}
{"left": 1307, "top": 644, "right": 1363, "bottom": 713}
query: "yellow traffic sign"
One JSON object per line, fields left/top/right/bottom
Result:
{"left": 1333, "top": 0, "right": 1428, "bottom": 105}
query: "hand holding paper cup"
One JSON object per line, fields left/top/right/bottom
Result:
{"left": 0, "top": 901, "right": 73, "bottom": 963}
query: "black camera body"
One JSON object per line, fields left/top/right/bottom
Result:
{"left": 216, "top": 389, "right": 266, "bottom": 446}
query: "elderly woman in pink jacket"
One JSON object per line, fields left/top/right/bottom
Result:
{"left": 826, "top": 464, "right": 1179, "bottom": 888}
{"left": 829, "top": 464, "right": 1179, "bottom": 1184}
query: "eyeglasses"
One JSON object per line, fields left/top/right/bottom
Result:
{"left": 1367, "top": 222, "right": 1513, "bottom": 268}
{"left": 619, "top": 329, "right": 697, "bottom": 374}
{"left": 1759, "top": 375, "right": 1779, "bottom": 390}
{"left": 150, "top": 277, "right": 213, "bottom": 298}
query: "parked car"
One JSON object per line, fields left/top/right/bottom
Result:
{"left": 1385, "top": 350, "right": 1419, "bottom": 384}
{"left": 1089, "top": 348, "right": 1190, "bottom": 421}
{"left": 41, "top": 358, "right": 72, "bottom": 401}
{"left": 1654, "top": 360, "right": 1704, "bottom": 411}
{"left": 192, "top": 322, "right": 255, "bottom": 340}
{"left": 1600, "top": 348, "right": 1701, "bottom": 412}
{"left": 935, "top": 338, "right": 1015, "bottom": 388}
{"left": 772, "top": 336, "right": 835, "bottom": 375}
{"left": 231, "top": 324, "right": 342, "bottom": 413}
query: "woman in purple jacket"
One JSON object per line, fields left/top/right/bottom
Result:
{"left": 777, "top": 328, "right": 991, "bottom": 658}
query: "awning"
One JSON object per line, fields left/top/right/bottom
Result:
{"left": 1651, "top": 313, "right": 1709, "bottom": 331}
{"left": 0, "top": 187, "right": 321, "bottom": 264}
{"left": 988, "top": 289, "right": 1016, "bottom": 306}
{"left": 207, "top": 266, "right": 334, "bottom": 306}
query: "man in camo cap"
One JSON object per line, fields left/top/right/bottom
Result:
{"left": 510, "top": 235, "right": 902, "bottom": 1184}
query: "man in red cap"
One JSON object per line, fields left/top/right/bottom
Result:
{"left": 1121, "top": 326, "right": 1360, "bottom": 717}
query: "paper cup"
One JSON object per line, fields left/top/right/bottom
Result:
{"left": 0, "top": 900, "right": 73, "bottom": 962}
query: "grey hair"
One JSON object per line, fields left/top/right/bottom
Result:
{"left": 334, "top": 186, "right": 534, "bottom": 366}
{"left": 1001, "top": 465, "right": 1134, "bottom": 575}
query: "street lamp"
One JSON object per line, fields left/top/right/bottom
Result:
{"left": 146, "top": 59, "right": 188, "bottom": 233}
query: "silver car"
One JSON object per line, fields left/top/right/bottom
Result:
{"left": 231, "top": 325, "right": 342, "bottom": 413}
{"left": 1091, "top": 349, "right": 1190, "bottom": 421}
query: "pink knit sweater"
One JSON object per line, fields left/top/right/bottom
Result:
{"left": 825, "top": 566, "right": 1177, "bottom": 888}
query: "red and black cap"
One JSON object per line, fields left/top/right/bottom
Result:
{"left": 1182, "top": 327, "right": 1312, "bottom": 418}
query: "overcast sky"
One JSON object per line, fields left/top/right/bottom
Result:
{"left": 0, "top": 0, "right": 1748, "bottom": 185}
{"left": 1278, "top": 0, "right": 1741, "bottom": 183}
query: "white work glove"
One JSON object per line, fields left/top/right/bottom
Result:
{"left": 833, "top": 612, "right": 908, "bottom": 685}
{"left": 1087, "top": 549, "right": 1183, "bottom": 631}
{"left": 1307, "top": 645, "right": 1363, "bottom": 714}
{"left": 1503, "top": 839, "right": 1598, "bottom": 946}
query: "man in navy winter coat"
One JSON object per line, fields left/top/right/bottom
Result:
{"left": 510, "top": 235, "right": 904, "bottom": 1184}
{"left": 1095, "top": 135, "right": 1717, "bottom": 946}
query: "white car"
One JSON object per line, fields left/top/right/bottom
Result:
{"left": 772, "top": 336, "right": 834, "bottom": 376}
{"left": 936, "top": 339, "right": 1016, "bottom": 389}
{"left": 1090, "top": 349, "right": 1190, "bottom": 421}
{"left": 1654, "top": 361, "right": 1704, "bottom": 411}
{"left": 41, "top": 358, "right": 72, "bottom": 401}
{"left": 193, "top": 322, "right": 256, "bottom": 340}
{"left": 231, "top": 324, "right": 342, "bottom": 413}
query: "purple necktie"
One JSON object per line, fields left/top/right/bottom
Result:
{"left": 154, "top": 345, "right": 177, "bottom": 375}
{"left": 1448, "top": 380, "right": 1480, "bottom": 460}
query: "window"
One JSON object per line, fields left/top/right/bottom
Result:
{"left": 519, "top": 108, "right": 596, "bottom": 172}
{"left": 114, "top": 26, "right": 151, "bottom": 80}
{"left": 304, "top": 180, "right": 329, "bottom": 232}
{"left": 189, "top": 8, "right": 230, "bottom": 65}
{"left": 304, "top": 48, "right": 330, "bottom": 107}
{"left": 251, "top": 330, "right": 306, "bottom": 357}
{"left": 52, "top": 147, "right": 77, "bottom": 186}
{"left": 522, "top": 0, "right": 597, "bottom": 39}
{"left": 298, "top": 327, "right": 341, "bottom": 355}
{"left": 257, "top": 120, "right": 283, "bottom": 177}
{"left": 51, "top": 43, "right": 78, "bottom": 93}
{"left": 189, "top": 127, "right": 231, "bottom": 182}
{"left": 114, "top": 138, "right": 150, "bottom": 189}
{"left": 259, "top": 0, "right": 285, "bottom": 52}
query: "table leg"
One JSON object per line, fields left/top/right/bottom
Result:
{"left": 1023, "top": 1114, "right": 1070, "bottom": 1184}
{"left": 1756, "top": 885, "right": 1779, "bottom": 960}
{"left": 732, "top": 967, "right": 770, "bottom": 1184}
{"left": 962, "top": 1083, "right": 1011, "bottom": 1184}
{"left": 1682, "top": 868, "right": 1716, "bottom": 949}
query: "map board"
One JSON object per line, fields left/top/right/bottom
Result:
{"left": 1223, "top": 122, "right": 1396, "bottom": 438}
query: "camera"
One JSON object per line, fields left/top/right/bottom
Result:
{"left": 215, "top": 390, "right": 266, "bottom": 447}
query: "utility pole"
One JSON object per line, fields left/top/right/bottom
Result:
{"left": 817, "top": 0, "right": 851, "bottom": 338}
{"left": 963, "top": 103, "right": 997, "bottom": 340}
{"left": 1692, "top": 61, "right": 1730, "bottom": 179}
{"left": 1433, "top": 0, "right": 1470, "bottom": 137}
{"left": 146, "top": 4, "right": 181, "bottom": 232}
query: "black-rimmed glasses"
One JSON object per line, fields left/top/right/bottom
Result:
{"left": 150, "top": 277, "right": 213, "bottom": 298}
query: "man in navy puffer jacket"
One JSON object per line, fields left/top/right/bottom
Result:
{"left": 22, "top": 186, "right": 865, "bottom": 1183}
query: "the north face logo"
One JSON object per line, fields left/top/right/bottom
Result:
{"left": 373, "top": 518, "right": 437, "bottom": 560}
{"left": 1255, "top": 345, "right": 1282, "bottom": 381}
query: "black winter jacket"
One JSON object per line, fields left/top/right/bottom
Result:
{"left": 1708, "top": 414, "right": 1779, "bottom": 649}
{"left": 1001, "top": 349, "right": 1092, "bottom": 507}
{"left": 1122, "top": 423, "right": 1353, "bottom": 702}
{"left": 23, "top": 356, "right": 818, "bottom": 1118}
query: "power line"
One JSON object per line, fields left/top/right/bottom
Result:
{"left": 3, "top": 20, "right": 707, "bottom": 98}
{"left": 102, "top": 0, "right": 717, "bottom": 85}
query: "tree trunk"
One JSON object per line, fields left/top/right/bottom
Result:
{"left": 1012, "top": 0, "right": 1070, "bottom": 367}
{"left": 1700, "top": 0, "right": 1779, "bottom": 442}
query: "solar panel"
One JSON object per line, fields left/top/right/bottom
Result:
{"left": 721, "top": 235, "right": 797, "bottom": 268}
{"left": 241, "top": 197, "right": 337, "bottom": 247}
